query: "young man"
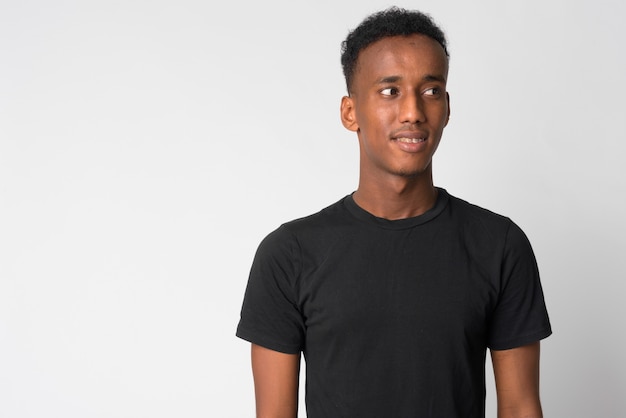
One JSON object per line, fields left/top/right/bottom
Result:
{"left": 237, "top": 7, "right": 551, "bottom": 418}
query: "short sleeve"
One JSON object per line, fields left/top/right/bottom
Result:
{"left": 236, "top": 226, "right": 305, "bottom": 354}
{"left": 487, "top": 221, "right": 552, "bottom": 350}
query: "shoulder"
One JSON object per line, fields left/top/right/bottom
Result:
{"left": 256, "top": 196, "right": 352, "bottom": 253}
{"left": 444, "top": 191, "right": 513, "bottom": 232}
{"left": 274, "top": 195, "right": 354, "bottom": 240}
{"left": 445, "top": 192, "right": 508, "bottom": 222}
{"left": 284, "top": 196, "right": 352, "bottom": 230}
{"left": 441, "top": 190, "right": 533, "bottom": 253}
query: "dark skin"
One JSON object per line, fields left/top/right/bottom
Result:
{"left": 251, "top": 344, "right": 300, "bottom": 418}
{"left": 340, "top": 34, "right": 449, "bottom": 220}
{"left": 251, "top": 34, "right": 543, "bottom": 418}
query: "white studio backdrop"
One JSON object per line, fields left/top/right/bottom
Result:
{"left": 1, "top": 0, "right": 624, "bottom": 417}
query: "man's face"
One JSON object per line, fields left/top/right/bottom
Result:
{"left": 341, "top": 34, "right": 450, "bottom": 180}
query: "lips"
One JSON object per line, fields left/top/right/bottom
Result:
{"left": 392, "top": 130, "right": 428, "bottom": 142}
{"left": 391, "top": 130, "right": 429, "bottom": 152}
{"left": 396, "top": 137, "right": 426, "bottom": 144}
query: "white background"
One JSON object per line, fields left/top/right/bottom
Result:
{"left": 1, "top": 0, "right": 624, "bottom": 417}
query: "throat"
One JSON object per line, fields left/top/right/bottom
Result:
{"left": 352, "top": 183, "right": 438, "bottom": 220}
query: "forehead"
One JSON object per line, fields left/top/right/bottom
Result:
{"left": 354, "top": 34, "right": 449, "bottom": 85}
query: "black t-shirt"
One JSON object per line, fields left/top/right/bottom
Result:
{"left": 237, "top": 189, "right": 551, "bottom": 417}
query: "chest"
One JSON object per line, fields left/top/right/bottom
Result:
{"left": 295, "top": 227, "right": 502, "bottom": 350}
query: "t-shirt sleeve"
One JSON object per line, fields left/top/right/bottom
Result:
{"left": 487, "top": 221, "right": 552, "bottom": 350}
{"left": 236, "top": 226, "right": 305, "bottom": 354}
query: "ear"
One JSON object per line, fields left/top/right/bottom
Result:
{"left": 340, "top": 96, "right": 359, "bottom": 132}
{"left": 444, "top": 92, "right": 451, "bottom": 127}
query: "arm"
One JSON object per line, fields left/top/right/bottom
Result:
{"left": 491, "top": 341, "right": 543, "bottom": 418}
{"left": 251, "top": 343, "right": 301, "bottom": 418}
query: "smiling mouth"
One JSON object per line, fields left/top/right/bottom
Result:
{"left": 395, "top": 137, "right": 426, "bottom": 143}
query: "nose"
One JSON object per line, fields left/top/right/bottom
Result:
{"left": 398, "top": 93, "right": 425, "bottom": 124}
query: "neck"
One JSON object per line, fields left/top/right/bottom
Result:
{"left": 353, "top": 171, "right": 438, "bottom": 220}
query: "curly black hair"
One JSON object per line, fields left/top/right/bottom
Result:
{"left": 340, "top": 7, "right": 449, "bottom": 93}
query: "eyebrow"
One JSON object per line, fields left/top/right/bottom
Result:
{"left": 377, "top": 74, "right": 447, "bottom": 84}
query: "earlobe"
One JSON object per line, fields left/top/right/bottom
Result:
{"left": 340, "top": 96, "right": 359, "bottom": 132}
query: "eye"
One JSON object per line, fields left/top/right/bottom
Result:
{"left": 380, "top": 87, "right": 399, "bottom": 96}
{"left": 423, "top": 87, "right": 441, "bottom": 96}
